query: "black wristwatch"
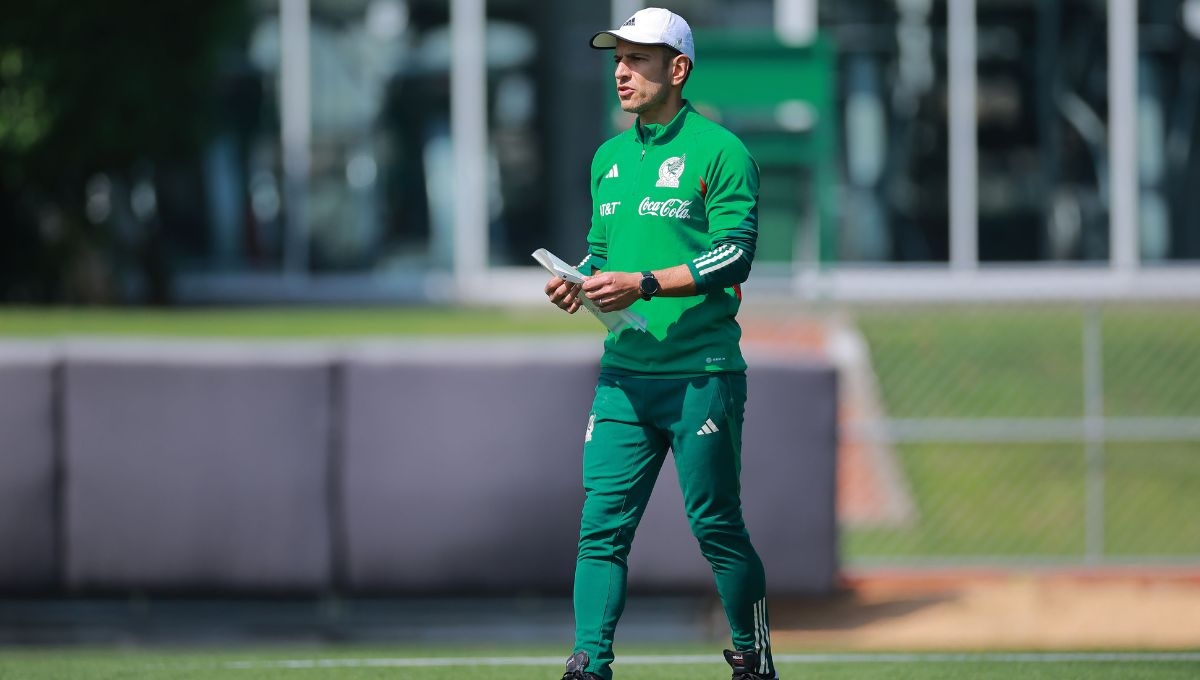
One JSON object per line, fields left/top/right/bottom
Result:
{"left": 639, "top": 271, "right": 661, "bottom": 301}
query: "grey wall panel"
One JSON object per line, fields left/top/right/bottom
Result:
{"left": 341, "top": 353, "right": 599, "bottom": 593}
{"left": 62, "top": 348, "right": 333, "bottom": 592}
{"left": 743, "top": 363, "right": 839, "bottom": 592}
{"left": 4, "top": 337, "right": 836, "bottom": 597}
{"left": 0, "top": 349, "right": 57, "bottom": 591}
{"left": 627, "top": 361, "right": 840, "bottom": 595}
{"left": 342, "top": 343, "right": 838, "bottom": 596}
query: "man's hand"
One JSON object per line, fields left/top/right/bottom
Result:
{"left": 545, "top": 276, "right": 583, "bottom": 314}
{"left": 582, "top": 271, "right": 641, "bottom": 313}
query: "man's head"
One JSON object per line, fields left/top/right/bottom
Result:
{"left": 591, "top": 8, "right": 694, "bottom": 123}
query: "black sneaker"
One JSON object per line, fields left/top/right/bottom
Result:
{"left": 724, "top": 649, "right": 778, "bottom": 680}
{"left": 561, "top": 651, "right": 603, "bottom": 680}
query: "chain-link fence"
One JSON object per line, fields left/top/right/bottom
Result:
{"left": 785, "top": 302, "right": 1200, "bottom": 568}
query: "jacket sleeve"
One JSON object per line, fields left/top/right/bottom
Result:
{"left": 579, "top": 153, "right": 609, "bottom": 274}
{"left": 686, "top": 144, "right": 759, "bottom": 293}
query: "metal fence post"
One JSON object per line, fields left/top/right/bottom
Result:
{"left": 948, "top": 0, "right": 979, "bottom": 272}
{"left": 280, "top": 0, "right": 311, "bottom": 276}
{"left": 1083, "top": 305, "right": 1106, "bottom": 563}
{"left": 450, "top": 0, "right": 488, "bottom": 297}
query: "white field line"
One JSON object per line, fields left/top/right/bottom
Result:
{"left": 222, "top": 652, "right": 1200, "bottom": 669}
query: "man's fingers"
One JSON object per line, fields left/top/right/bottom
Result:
{"left": 583, "top": 283, "right": 607, "bottom": 301}
{"left": 547, "top": 279, "right": 574, "bottom": 301}
{"left": 546, "top": 276, "right": 585, "bottom": 313}
{"left": 561, "top": 283, "right": 580, "bottom": 305}
{"left": 581, "top": 275, "right": 607, "bottom": 293}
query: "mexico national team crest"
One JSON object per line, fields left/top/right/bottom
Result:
{"left": 656, "top": 155, "right": 686, "bottom": 188}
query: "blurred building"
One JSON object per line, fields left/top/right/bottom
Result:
{"left": 3, "top": 0, "right": 1200, "bottom": 303}
{"left": 180, "top": 0, "right": 606, "bottom": 297}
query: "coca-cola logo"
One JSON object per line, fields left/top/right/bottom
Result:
{"left": 638, "top": 197, "right": 692, "bottom": 220}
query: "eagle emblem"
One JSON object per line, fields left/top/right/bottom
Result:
{"left": 656, "top": 155, "right": 686, "bottom": 188}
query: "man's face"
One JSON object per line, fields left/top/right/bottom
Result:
{"left": 612, "top": 40, "right": 676, "bottom": 116}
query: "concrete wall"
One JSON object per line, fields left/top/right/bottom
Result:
{"left": 62, "top": 344, "right": 333, "bottom": 592}
{"left": 0, "top": 339, "right": 837, "bottom": 596}
{"left": 0, "top": 346, "right": 58, "bottom": 591}
{"left": 339, "top": 342, "right": 600, "bottom": 594}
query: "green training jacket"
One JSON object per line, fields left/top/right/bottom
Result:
{"left": 579, "top": 100, "right": 760, "bottom": 376}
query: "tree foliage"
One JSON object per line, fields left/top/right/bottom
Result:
{"left": 0, "top": 0, "right": 249, "bottom": 302}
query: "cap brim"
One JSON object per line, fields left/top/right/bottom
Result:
{"left": 590, "top": 29, "right": 676, "bottom": 51}
{"left": 590, "top": 31, "right": 620, "bottom": 49}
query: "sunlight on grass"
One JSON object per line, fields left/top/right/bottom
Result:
{"left": 0, "top": 306, "right": 591, "bottom": 338}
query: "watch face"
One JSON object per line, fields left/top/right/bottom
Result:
{"left": 640, "top": 274, "right": 660, "bottom": 297}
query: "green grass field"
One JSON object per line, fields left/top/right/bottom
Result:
{"left": 853, "top": 304, "right": 1200, "bottom": 418}
{"left": 845, "top": 304, "right": 1200, "bottom": 562}
{"left": 0, "top": 305, "right": 589, "bottom": 338}
{"left": 1, "top": 647, "right": 1198, "bottom": 680}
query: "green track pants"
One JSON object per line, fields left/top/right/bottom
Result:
{"left": 572, "top": 372, "right": 774, "bottom": 679}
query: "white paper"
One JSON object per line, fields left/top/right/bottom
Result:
{"left": 532, "top": 248, "right": 647, "bottom": 333}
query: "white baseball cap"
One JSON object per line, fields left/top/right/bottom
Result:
{"left": 590, "top": 7, "right": 696, "bottom": 62}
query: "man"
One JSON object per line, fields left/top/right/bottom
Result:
{"left": 543, "top": 8, "right": 777, "bottom": 680}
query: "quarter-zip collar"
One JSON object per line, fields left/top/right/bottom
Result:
{"left": 634, "top": 100, "right": 694, "bottom": 148}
